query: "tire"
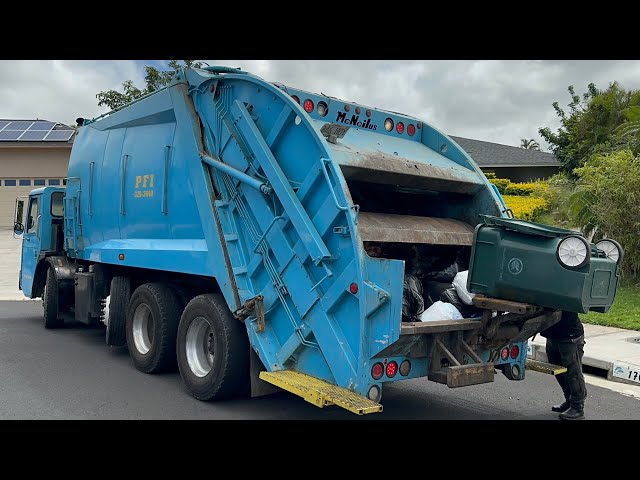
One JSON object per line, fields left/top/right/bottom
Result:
{"left": 43, "top": 267, "right": 63, "bottom": 329}
{"left": 177, "top": 294, "right": 249, "bottom": 401}
{"left": 126, "top": 283, "right": 181, "bottom": 374}
{"left": 105, "top": 276, "right": 131, "bottom": 347}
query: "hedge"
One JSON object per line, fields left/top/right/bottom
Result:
{"left": 502, "top": 195, "right": 549, "bottom": 222}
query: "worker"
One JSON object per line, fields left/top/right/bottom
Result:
{"left": 540, "top": 311, "right": 587, "bottom": 420}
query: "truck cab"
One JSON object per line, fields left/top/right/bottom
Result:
{"left": 14, "top": 187, "right": 65, "bottom": 297}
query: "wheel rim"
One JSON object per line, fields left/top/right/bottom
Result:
{"left": 185, "top": 317, "right": 214, "bottom": 378}
{"left": 558, "top": 236, "right": 588, "bottom": 267}
{"left": 132, "top": 303, "right": 153, "bottom": 355}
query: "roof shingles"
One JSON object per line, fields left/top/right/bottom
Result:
{"left": 450, "top": 136, "right": 559, "bottom": 167}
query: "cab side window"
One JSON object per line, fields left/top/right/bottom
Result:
{"left": 27, "top": 197, "right": 39, "bottom": 234}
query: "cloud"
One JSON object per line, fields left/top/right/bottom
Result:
{"left": 2, "top": 60, "right": 640, "bottom": 150}
{"left": 0, "top": 60, "right": 143, "bottom": 125}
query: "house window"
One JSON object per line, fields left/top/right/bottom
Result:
{"left": 19, "top": 179, "right": 31, "bottom": 186}
{"left": 48, "top": 179, "right": 61, "bottom": 186}
{"left": 3, "top": 179, "right": 17, "bottom": 186}
{"left": 34, "top": 179, "right": 45, "bottom": 186}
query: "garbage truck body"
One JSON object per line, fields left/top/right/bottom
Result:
{"left": 14, "top": 66, "right": 622, "bottom": 413}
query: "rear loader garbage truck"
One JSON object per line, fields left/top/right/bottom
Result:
{"left": 13, "top": 66, "right": 623, "bottom": 415}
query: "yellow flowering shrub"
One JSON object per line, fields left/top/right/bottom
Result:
{"left": 502, "top": 195, "right": 549, "bottom": 222}
{"left": 504, "top": 182, "right": 549, "bottom": 196}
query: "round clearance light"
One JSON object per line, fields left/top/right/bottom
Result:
{"left": 407, "top": 124, "right": 416, "bottom": 136}
{"left": 344, "top": 104, "right": 351, "bottom": 112}
{"left": 399, "top": 360, "right": 411, "bottom": 376}
{"left": 355, "top": 107, "right": 361, "bottom": 114}
{"left": 291, "top": 95, "right": 300, "bottom": 104}
{"left": 557, "top": 235, "right": 590, "bottom": 269}
{"left": 595, "top": 239, "right": 624, "bottom": 265}
{"left": 367, "top": 384, "right": 381, "bottom": 402}
{"left": 366, "top": 110, "right": 372, "bottom": 118}
{"left": 384, "top": 118, "right": 394, "bottom": 131}
{"left": 317, "top": 101, "right": 329, "bottom": 117}
{"left": 386, "top": 361, "right": 398, "bottom": 378}
{"left": 510, "top": 344, "right": 520, "bottom": 359}
{"left": 303, "top": 99, "right": 314, "bottom": 113}
{"left": 396, "top": 122, "right": 405, "bottom": 134}
{"left": 501, "top": 347, "right": 509, "bottom": 361}
{"left": 349, "top": 283, "right": 359, "bottom": 295}
{"left": 371, "top": 362, "right": 384, "bottom": 380}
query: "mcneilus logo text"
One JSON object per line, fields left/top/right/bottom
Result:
{"left": 335, "top": 112, "right": 378, "bottom": 131}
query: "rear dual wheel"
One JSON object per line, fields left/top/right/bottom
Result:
{"left": 126, "top": 283, "right": 181, "bottom": 374}
{"left": 177, "top": 294, "right": 249, "bottom": 401}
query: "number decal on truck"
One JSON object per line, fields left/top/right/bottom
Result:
{"left": 134, "top": 174, "right": 155, "bottom": 199}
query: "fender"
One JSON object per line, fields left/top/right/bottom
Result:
{"left": 45, "top": 256, "right": 76, "bottom": 282}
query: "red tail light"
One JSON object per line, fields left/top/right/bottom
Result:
{"left": 407, "top": 124, "right": 416, "bottom": 136}
{"left": 371, "top": 362, "right": 384, "bottom": 380}
{"left": 501, "top": 347, "right": 509, "bottom": 361}
{"left": 303, "top": 99, "right": 314, "bottom": 113}
{"left": 510, "top": 345, "right": 520, "bottom": 359}
{"left": 386, "top": 361, "right": 398, "bottom": 378}
{"left": 396, "top": 122, "right": 405, "bottom": 134}
{"left": 349, "top": 283, "right": 358, "bottom": 294}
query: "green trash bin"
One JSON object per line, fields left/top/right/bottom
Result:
{"left": 467, "top": 216, "right": 621, "bottom": 313}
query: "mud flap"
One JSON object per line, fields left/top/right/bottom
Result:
{"left": 249, "top": 348, "right": 282, "bottom": 398}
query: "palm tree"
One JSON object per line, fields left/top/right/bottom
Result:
{"left": 520, "top": 138, "right": 540, "bottom": 150}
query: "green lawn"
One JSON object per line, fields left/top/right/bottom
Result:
{"left": 580, "top": 283, "right": 640, "bottom": 331}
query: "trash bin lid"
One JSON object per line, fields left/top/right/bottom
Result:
{"left": 479, "top": 215, "right": 577, "bottom": 238}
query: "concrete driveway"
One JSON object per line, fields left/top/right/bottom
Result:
{"left": 0, "top": 228, "right": 31, "bottom": 301}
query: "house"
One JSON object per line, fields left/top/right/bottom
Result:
{"left": 0, "top": 119, "right": 75, "bottom": 227}
{"left": 450, "top": 136, "right": 560, "bottom": 182}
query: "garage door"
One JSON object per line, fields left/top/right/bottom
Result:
{"left": 0, "top": 179, "right": 64, "bottom": 228}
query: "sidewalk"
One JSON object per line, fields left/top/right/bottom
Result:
{"left": 528, "top": 323, "right": 640, "bottom": 387}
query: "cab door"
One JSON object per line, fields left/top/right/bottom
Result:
{"left": 20, "top": 195, "right": 42, "bottom": 297}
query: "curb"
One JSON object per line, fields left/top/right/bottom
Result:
{"left": 528, "top": 342, "right": 640, "bottom": 387}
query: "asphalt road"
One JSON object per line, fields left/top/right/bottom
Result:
{"left": 1, "top": 301, "right": 638, "bottom": 420}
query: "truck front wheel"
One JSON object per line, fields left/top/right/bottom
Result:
{"left": 177, "top": 294, "right": 249, "bottom": 401}
{"left": 43, "top": 267, "right": 63, "bottom": 329}
{"left": 126, "top": 283, "right": 181, "bottom": 374}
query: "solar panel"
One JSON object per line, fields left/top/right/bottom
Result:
{"left": 0, "top": 121, "right": 9, "bottom": 130}
{"left": 28, "top": 121, "right": 55, "bottom": 131}
{"left": 18, "top": 130, "right": 49, "bottom": 141}
{"left": 44, "top": 130, "right": 74, "bottom": 141}
{"left": 5, "top": 120, "right": 34, "bottom": 130}
{"left": 0, "top": 130, "right": 23, "bottom": 141}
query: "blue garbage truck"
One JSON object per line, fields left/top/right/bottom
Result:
{"left": 13, "top": 66, "right": 622, "bottom": 414}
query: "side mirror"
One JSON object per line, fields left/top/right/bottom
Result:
{"left": 13, "top": 222, "right": 24, "bottom": 235}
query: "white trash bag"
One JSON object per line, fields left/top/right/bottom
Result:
{"left": 453, "top": 270, "right": 475, "bottom": 306}
{"left": 420, "top": 301, "right": 463, "bottom": 322}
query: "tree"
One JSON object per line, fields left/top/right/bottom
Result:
{"left": 520, "top": 138, "right": 540, "bottom": 150}
{"left": 574, "top": 149, "right": 640, "bottom": 277}
{"left": 96, "top": 60, "right": 204, "bottom": 110}
{"left": 539, "top": 82, "right": 640, "bottom": 176}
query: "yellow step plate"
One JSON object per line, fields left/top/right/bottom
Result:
{"left": 526, "top": 359, "right": 568, "bottom": 376}
{"left": 259, "top": 370, "right": 383, "bottom": 415}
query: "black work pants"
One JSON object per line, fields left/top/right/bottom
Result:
{"left": 546, "top": 336, "right": 587, "bottom": 408}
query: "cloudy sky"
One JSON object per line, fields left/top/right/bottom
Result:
{"left": 2, "top": 60, "right": 639, "bottom": 150}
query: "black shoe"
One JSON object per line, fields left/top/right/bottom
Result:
{"left": 552, "top": 401, "right": 570, "bottom": 413}
{"left": 559, "top": 407, "right": 584, "bottom": 420}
